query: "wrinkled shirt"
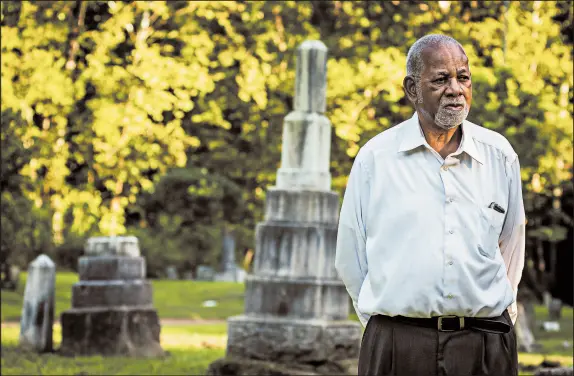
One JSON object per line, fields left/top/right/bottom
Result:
{"left": 335, "top": 113, "right": 526, "bottom": 326}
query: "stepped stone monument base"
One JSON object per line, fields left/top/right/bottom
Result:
{"left": 226, "top": 316, "right": 361, "bottom": 363}
{"left": 208, "top": 356, "right": 359, "bottom": 376}
{"left": 60, "top": 306, "right": 163, "bottom": 357}
{"left": 535, "top": 367, "right": 574, "bottom": 376}
{"left": 59, "top": 236, "right": 164, "bottom": 357}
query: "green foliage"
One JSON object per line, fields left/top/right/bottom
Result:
{"left": 51, "top": 233, "right": 86, "bottom": 272}
{"left": 0, "top": 192, "right": 54, "bottom": 267}
{"left": 1, "top": 1, "right": 571, "bottom": 274}
{"left": 0, "top": 107, "right": 54, "bottom": 267}
{"left": 128, "top": 167, "right": 248, "bottom": 275}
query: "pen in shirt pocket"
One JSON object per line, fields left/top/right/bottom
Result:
{"left": 489, "top": 202, "right": 505, "bottom": 214}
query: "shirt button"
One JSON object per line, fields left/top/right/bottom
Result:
{"left": 441, "top": 166, "right": 449, "bottom": 171}
{"left": 447, "top": 294, "right": 454, "bottom": 299}
{"left": 447, "top": 197, "right": 454, "bottom": 203}
{"left": 448, "top": 261, "right": 453, "bottom": 266}
{"left": 449, "top": 230, "right": 454, "bottom": 234}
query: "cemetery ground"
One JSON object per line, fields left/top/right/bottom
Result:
{"left": 1, "top": 272, "right": 572, "bottom": 375}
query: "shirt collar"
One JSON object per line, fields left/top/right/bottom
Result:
{"left": 397, "top": 112, "right": 484, "bottom": 164}
{"left": 397, "top": 113, "right": 427, "bottom": 153}
{"left": 460, "top": 120, "right": 483, "bottom": 164}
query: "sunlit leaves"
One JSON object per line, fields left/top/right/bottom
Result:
{"left": 1, "top": 0, "right": 571, "bottom": 270}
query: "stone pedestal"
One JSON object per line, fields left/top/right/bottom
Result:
{"left": 227, "top": 316, "right": 361, "bottom": 363}
{"left": 222, "top": 190, "right": 362, "bottom": 366}
{"left": 59, "top": 236, "right": 164, "bottom": 357}
{"left": 208, "top": 357, "right": 358, "bottom": 376}
{"left": 60, "top": 307, "right": 162, "bottom": 357}
{"left": 535, "top": 368, "right": 574, "bottom": 376}
{"left": 209, "top": 40, "right": 361, "bottom": 375}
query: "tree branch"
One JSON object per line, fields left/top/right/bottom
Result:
{"left": 65, "top": 0, "right": 88, "bottom": 76}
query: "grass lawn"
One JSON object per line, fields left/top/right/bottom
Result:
{"left": 1, "top": 272, "right": 245, "bottom": 321}
{"left": 1, "top": 324, "right": 225, "bottom": 375}
{"left": 1, "top": 321, "right": 572, "bottom": 375}
{"left": 1, "top": 272, "right": 572, "bottom": 375}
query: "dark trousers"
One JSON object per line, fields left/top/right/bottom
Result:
{"left": 358, "top": 311, "right": 518, "bottom": 376}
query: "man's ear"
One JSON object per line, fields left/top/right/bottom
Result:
{"left": 403, "top": 76, "right": 418, "bottom": 104}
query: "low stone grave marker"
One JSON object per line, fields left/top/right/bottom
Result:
{"left": 196, "top": 265, "right": 215, "bottom": 281}
{"left": 548, "top": 298, "right": 562, "bottom": 321}
{"left": 165, "top": 266, "right": 178, "bottom": 280}
{"left": 182, "top": 270, "right": 194, "bottom": 280}
{"left": 59, "top": 236, "right": 164, "bottom": 357}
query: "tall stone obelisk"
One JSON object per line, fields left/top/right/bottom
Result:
{"left": 208, "top": 40, "right": 362, "bottom": 375}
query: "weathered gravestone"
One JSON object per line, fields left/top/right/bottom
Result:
{"left": 542, "top": 297, "right": 562, "bottom": 333}
{"left": 196, "top": 265, "right": 215, "bottom": 281}
{"left": 535, "top": 367, "right": 574, "bottom": 376}
{"left": 208, "top": 40, "right": 362, "bottom": 376}
{"left": 19, "top": 255, "right": 56, "bottom": 352}
{"left": 59, "top": 236, "right": 164, "bottom": 357}
{"left": 548, "top": 298, "right": 563, "bottom": 321}
{"left": 516, "top": 302, "right": 536, "bottom": 352}
{"left": 1, "top": 262, "right": 20, "bottom": 291}
{"left": 182, "top": 270, "right": 194, "bottom": 280}
{"left": 215, "top": 230, "right": 246, "bottom": 283}
{"left": 10, "top": 265, "right": 20, "bottom": 290}
{"left": 543, "top": 291, "right": 553, "bottom": 309}
{"left": 165, "top": 266, "right": 178, "bottom": 280}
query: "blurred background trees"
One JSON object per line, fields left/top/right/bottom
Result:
{"left": 1, "top": 1, "right": 572, "bottom": 298}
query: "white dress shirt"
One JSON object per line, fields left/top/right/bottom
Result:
{"left": 335, "top": 113, "right": 526, "bottom": 327}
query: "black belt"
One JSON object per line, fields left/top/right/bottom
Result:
{"left": 385, "top": 314, "right": 512, "bottom": 334}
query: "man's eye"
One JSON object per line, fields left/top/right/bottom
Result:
{"left": 434, "top": 78, "right": 447, "bottom": 84}
{"left": 458, "top": 76, "right": 470, "bottom": 81}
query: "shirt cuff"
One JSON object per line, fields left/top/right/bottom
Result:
{"left": 507, "top": 302, "right": 517, "bottom": 325}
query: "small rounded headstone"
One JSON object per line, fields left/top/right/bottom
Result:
{"left": 31, "top": 254, "right": 55, "bottom": 268}
{"left": 19, "top": 254, "right": 56, "bottom": 353}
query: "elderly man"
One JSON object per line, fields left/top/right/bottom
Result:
{"left": 335, "top": 34, "right": 525, "bottom": 376}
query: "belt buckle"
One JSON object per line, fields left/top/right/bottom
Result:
{"left": 437, "top": 316, "right": 465, "bottom": 331}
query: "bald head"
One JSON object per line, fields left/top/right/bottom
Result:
{"left": 406, "top": 34, "right": 466, "bottom": 78}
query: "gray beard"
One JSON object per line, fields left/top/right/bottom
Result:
{"left": 416, "top": 91, "right": 469, "bottom": 130}
{"left": 434, "top": 104, "right": 469, "bottom": 130}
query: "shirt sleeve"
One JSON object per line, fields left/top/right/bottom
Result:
{"left": 335, "top": 154, "right": 371, "bottom": 327}
{"left": 499, "top": 155, "right": 526, "bottom": 325}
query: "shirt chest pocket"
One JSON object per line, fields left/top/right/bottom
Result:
{"left": 478, "top": 206, "right": 506, "bottom": 259}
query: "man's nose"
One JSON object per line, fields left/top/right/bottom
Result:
{"left": 445, "top": 77, "right": 462, "bottom": 96}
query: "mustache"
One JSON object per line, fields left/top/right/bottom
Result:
{"left": 440, "top": 98, "right": 466, "bottom": 106}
